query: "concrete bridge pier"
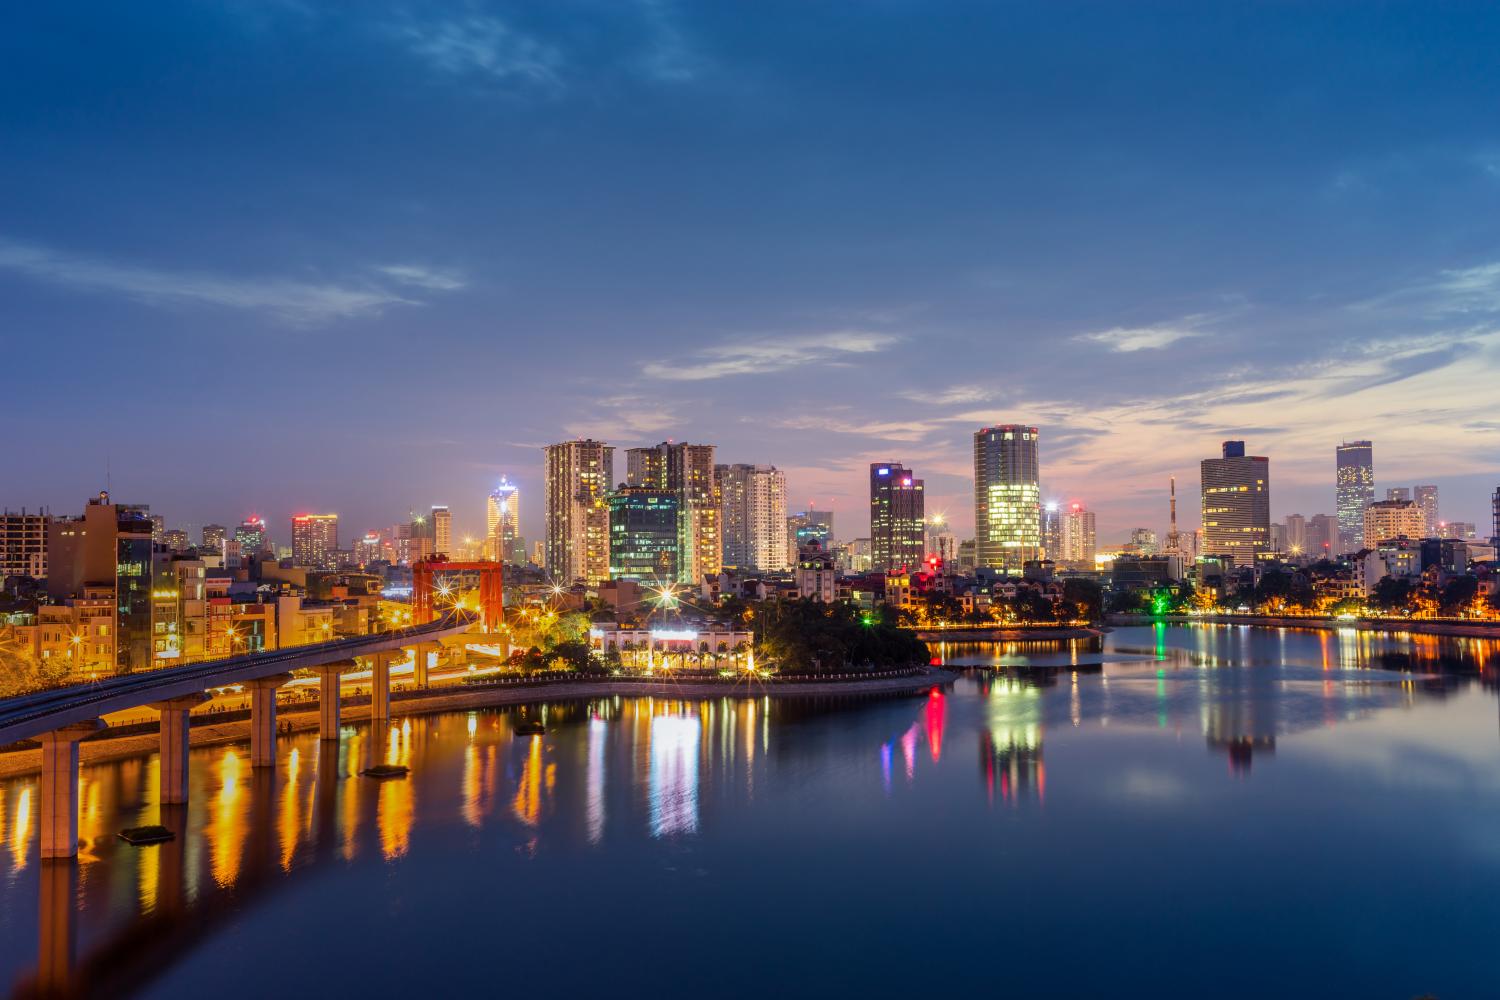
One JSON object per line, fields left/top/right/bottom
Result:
{"left": 314, "top": 663, "right": 347, "bottom": 741}
{"left": 370, "top": 652, "right": 394, "bottom": 722}
{"left": 38, "top": 719, "right": 105, "bottom": 859}
{"left": 248, "top": 674, "right": 291, "bottom": 768}
{"left": 151, "top": 693, "right": 210, "bottom": 805}
{"left": 37, "top": 859, "right": 77, "bottom": 994}
{"left": 413, "top": 641, "right": 438, "bottom": 688}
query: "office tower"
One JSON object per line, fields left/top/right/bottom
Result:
{"left": 290, "top": 513, "right": 339, "bottom": 570}
{"left": 354, "top": 531, "right": 383, "bottom": 566}
{"left": 0, "top": 509, "right": 50, "bottom": 581}
{"left": 1042, "top": 502, "right": 1063, "bottom": 560}
{"left": 46, "top": 492, "right": 154, "bottom": 673}
{"left": 973, "top": 425, "right": 1041, "bottom": 574}
{"left": 626, "top": 442, "right": 722, "bottom": 585}
{"left": 787, "top": 509, "right": 834, "bottom": 564}
{"left": 870, "top": 463, "right": 926, "bottom": 572}
{"left": 1414, "top": 485, "right": 1439, "bottom": 536}
{"left": 1492, "top": 485, "right": 1499, "bottom": 545}
{"left": 1335, "top": 441, "right": 1374, "bottom": 554}
{"left": 487, "top": 476, "right": 522, "bottom": 562}
{"left": 202, "top": 523, "right": 228, "bottom": 555}
{"left": 718, "top": 463, "right": 789, "bottom": 572}
{"left": 233, "top": 516, "right": 269, "bottom": 556}
{"left": 1059, "top": 503, "right": 1097, "bottom": 567}
{"left": 1201, "top": 441, "right": 1271, "bottom": 568}
{"left": 1130, "top": 527, "right": 1158, "bottom": 556}
{"left": 1386, "top": 487, "right": 1411, "bottom": 503}
{"left": 430, "top": 505, "right": 452, "bottom": 557}
{"left": 1306, "top": 514, "right": 1337, "bottom": 559}
{"left": 1362, "top": 499, "right": 1425, "bottom": 549}
{"left": 606, "top": 486, "right": 679, "bottom": 582}
{"left": 544, "top": 439, "right": 614, "bottom": 586}
{"left": 1284, "top": 514, "right": 1307, "bottom": 557}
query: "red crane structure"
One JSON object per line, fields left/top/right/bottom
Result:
{"left": 411, "top": 559, "right": 503, "bottom": 632}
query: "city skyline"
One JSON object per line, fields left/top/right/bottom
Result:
{"left": 4, "top": 4, "right": 1500, "bottom": 542}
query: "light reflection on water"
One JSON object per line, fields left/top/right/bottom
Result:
{"left": 0, "top": 625, "right": 1499, "bottom": 998}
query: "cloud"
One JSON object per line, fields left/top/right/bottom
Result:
{"left": 376, "top": 264, "right": 466, "bottom": 291}
{"left": 393, "top": 15, "right": 564, "bottom": 92}
{"left": 898, "top": 384, "right": 995, "bottom": 406}
{"left": 1077, "top": 316, "right": 1211, "bottom": 353}
{"left": 0, "top": 238, "right": 434, "bottom": 324}
{"left": 641, "top": 330, "right": 899, "bottom": 381}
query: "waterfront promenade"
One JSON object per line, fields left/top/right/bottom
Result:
{"left": 1108, "top": 613, "right": 1500, "bottom": 639}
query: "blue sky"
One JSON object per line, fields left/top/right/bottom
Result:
{"left": 3, "top": 1, "right": 1499, "bottom": 545}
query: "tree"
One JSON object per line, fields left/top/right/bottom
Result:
{"left": 1371, "top": 576, "right": 1414, "bottom": 613}
{"left": 1441, "top": 576, "right": 1479, "bottom": 616}
{"left": 1062, "top": 579, "right": 1104, "bottom": 622}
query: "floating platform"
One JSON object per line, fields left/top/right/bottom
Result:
{"left": 118, "top": 825, "right": 175, "bottom": 845}
{"left": 360, "top": 764, "right": 410, "bottom": 779}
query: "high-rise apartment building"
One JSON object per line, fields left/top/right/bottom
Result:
{"left": 290, "top": 514, "right": 339, "bottom": 570}
{"left": 1335, "top": 441, "right": 1374, "bottom": 554}
{"left": 202, "top": 523, "right": 228, "bottom": 555}
{"left": 487, "top": 477, "right": 522, "bottom": 563}
{"left": 1283, "top": 514, "right": 1307, "bottom": 557}
{"left": 46, "top": 492, "right": 154, "bottom": 673}
{"left": 870, "top": 463, "right": 925, "bottom": 572}
{"left": 1129, "top": 527, "right": 1158, "bottom": 556}
{"left": 1363, "top": 499, "right": 1425, "bottom": 548}
{"left": 606, "top": 487, "right": 679, "bottom": 582}
{"left": 1042, "top": 502, "right": 1063, "bottom": 561}
{"left": 1307, "top": 514, "right": 1338, "bottom": 559}
{"left": 1200, "top": 441, "right": 1270, "bottom": 568}
{"left": 544, "top": 439, "right": 614, "bottom": 586}
{"left": 626, "top": 442, "right": 722, "bottom": 585}
{"left": 430, "top": 505, "right": 452, "bottom": 557}
{"left": 0, "top": 509, "right": 50, "bottom": 581}
{"left": 1059, "top": 503, "right": 1097, "bottom": 567}
{"left": 1414, "top": 485, "right": 1439, "bottom": 536}
{"left": 718, "top": 463, "right": 789, "bottom": 573}
{"left": 974, "top": 425, "right": 1041, "bottom": 575}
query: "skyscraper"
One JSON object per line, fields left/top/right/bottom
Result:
{"left": 606, "top": 486, "right": 679, "bottom": 582}
{"left": 717, "top": 463, "right": 789, "bottom": 572}
{"left": 1386, "top": 487, "right": 1411, "bottom": 502}
{"left": 1284, "top": 513, "right": 1307, "bottom": 557}
{"left": 290, "top": 513, "right": 339, "bottom": 570}
{"left": 1059, "top": 503, "right": 1097, "bottom": 567}
{"left": 544, "top": 439, "right": 614, "bottom": 586}
{"left": 1200, "top": 440, "right": 1270, "bottom": 568}
{"left": 233, "top": 516, "right": 269, "bottom": 556}
{"left": 1042, "top": 502, "right": 1063, "bottom": 561}
{"left": 430, "top": 505, "right": 452, "bottom": 557}
{"left": 1335, "top": 441, "right": 1374, "bottom": 554}
{"left": 1307, "top": 514, "right": 1338, "bottom": 559}
{"left": 1414, "top": 485, "right": 1439, "bottom": 536}
{"left": 626, "top": 442, "right": 722, "bottom": 585}
{"left": 1492, "top": 485, "right": 1499, "bottom": 546}
{"left": 870, "top": 463, "right": 925, "bottom": 571}
{"left": 487, "top": 477, "right": 522, "bottom": 563}
{"left": 202, "top": 523, "right": 227, "bottom": 555}
{"left": 973, "top": 425, "right": 1041, "bottom": 575}
{"left": 787, "top": 510, "right": 834, "bottom": 565}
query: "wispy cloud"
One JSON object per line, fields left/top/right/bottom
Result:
{"left": 376, "top": 264, "right": 466, "bottom": 291}
{"left": 1077, "top": 314, "right": 1213, "bottom": 353}
{"left": 0, "top": 237, "right": 448, "bottom": 325}
{"left": 393, "top": 15, "right": 564, "bottom": 92}
{"left": 642, "top": 330, "right": 899, "bottom": 381}
{"left": 898, "top": 384, "right": 995, "bottom": 406}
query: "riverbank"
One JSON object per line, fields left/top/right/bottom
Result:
{"left": 915, "top": 626, "right": 1106, "bottom": 641}
{"left": 1107, "top": 613, "right": 1500, "bottom": 639}
{"left": 0, "top": 668, "right": 956, "bottom": 779}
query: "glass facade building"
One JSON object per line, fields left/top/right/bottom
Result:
{"left": 974, "top": 425, "right": 1041, "bottom": 575}
{"left": 1335, "top": 441, "right": 1374, "bottom": 555}
{"left": 1201, "top": 440, "right": 1271, "bottom": 568}
{"left": 870, "top": 464, "right": 925, "bottom": 572}
{"left": 115, "top": 506, "right": 154, "bottom": 673}
{"left": 606, "top": 487, "right": 679, "bottom": 583}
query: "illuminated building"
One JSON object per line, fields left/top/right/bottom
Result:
{"left": 974, "top": 425, "right": 1041, "bottom": 575}
{"left": 430, "top": 505, "right": 452, "bottom": 557}
{"left": 1059, "top": 503, "right": 1096, "bottom": 568}
{"left": 1200, "top": 440, "right": 1270, "bottom": 568}
{"left": 1041, "top": 502, "right": 1063, "bottom": 561}
{"left": 787, "top": 509, "right": 834, "bottom": 565}
{"left": 1335, "top": 440, "right": 1374, "bottom": 554}
{"left": 1128, "top": 527, "right": 1158, "bottom": 556}
{"left": 1305, "top": 514, "right": 1337, "bottom": 559}
{"left": 233, "top": 516, "right": 269, "bottom": 556}
{"left": 544, "top": 439, "right": 614, "bottom": 586}
{"left": 1438, "top": 521, "right": 1477, "bottom": 540}
{"left": 162, "top": 528, "right": 188, "bottom": 552}
{"left": 487, "top": 476, "right": 522, "bottom": 562}
{"left": 290, "top": 513, "right": 339, "bottom": 570}
{"left": 1493, "top": 486, "right": 1500, "bottom": 545}
{"left": 0, "top": 508, "right": 50, "bottom": 581}
{"left": 45, "top": 492, "right": 154, "bottom": 673}
{"left": 407, "top": 513, "right": 436, "bottom": 564}
{"left": 202, "top": 523, "right": 227, "bottom": 555}
{"left": 1363, "top": 499, "right": 1425, "bottom": 548}
{"left": 717, "top": 463, "right": 788, "bottom": 572}
{"left": 354, "top": 531, "right": 383, "bottom": 566}
{"left": 1283, "top": 514, "right": 1307, "bottom": 557}
{"left": 870, "top": 462, "right": 925, "bottom": 572}
{"left": 626, "top": 441, "right": 722, "bottom": 585}
{"left": 605, "top": 486, "right": 679, "bottom": 582}
{"left": 1386, "top": 487, "right": 1411, "bottom": 502}
{"left": 1414, "top": 485, "right": 1439, "bottom": 536}
{"left": 795, "top": 539, "right": 838, "bottom": 601}
{"left": 150, "top": 514, "right": 165, "bottom": 543}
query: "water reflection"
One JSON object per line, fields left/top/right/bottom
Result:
{"left": 1, "top": 625, "right": 1499, "bottom": 997}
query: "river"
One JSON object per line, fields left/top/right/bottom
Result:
{"left": 2, "top": 624, "right": 1499, "bottom": 998}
